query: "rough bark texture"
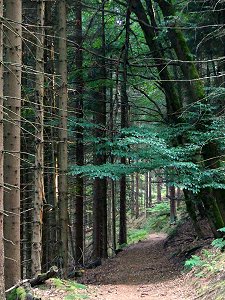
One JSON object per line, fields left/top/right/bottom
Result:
{"left": 0, "top": 0, "right": 5, "bottom": 297}
{"left": 42, "top": 2, "right": 57, "bottom": 272}
{"left": 3, "top": 0, "right": 22, "bottom": 289}
{"left": 157, "top": 0, "right": 225, "bottom": 230}
{"left": 119, "top": 1, "right": 130, "bottom": 246}
{"left": 169, "top": 186, "right": 177, "bottom": 224}
{"left": 135, "top": 173, "right": 139, "bottom": 219}
{"left": 57, "top": 0, "right": 68, "bottom": 276}
{"left": 32, "top": 0, "right": 45, "bottom": 277}
{"left": 74, "top": 0, "right": 84, "bottom": 265}
{"left": 157, "top": 0, "right": 205, "bottom": 103}
{"left": 157, "top": 176, "right": 162, "bottom": 203}
{"left": 93, "top": 1, "right": 108, "bottom": 259}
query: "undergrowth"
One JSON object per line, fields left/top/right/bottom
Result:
{"left": 185, "top": 229, "right": 225, "bottom": 299}
{"left": 127, "top": 201, "right": 182, "bottom": 245}
{"left": 35, "top": 279, "right": 88, "bottom": 300}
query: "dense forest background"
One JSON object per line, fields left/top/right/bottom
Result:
{"left": 0, "top": 0, "right": 225, "bottom": 298}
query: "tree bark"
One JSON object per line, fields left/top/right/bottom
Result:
{"left": 74, "top": 0, "right": 84, "bottom": 265}
{"left": 42, "top": 2, "right": 57, "bottom": 272}
{"left": 157, "top": 0, "right": 225, "bottom": 229}
{"left": 119, "top": 0, "right": 130, "bottom": 245}
{"left": 135, "top": 173, "right": 139, "bottom": 219}
{"left": 0, "top": 0, "right": 5, "bottom": 297}
{"left": 157, "top": 175, "right": 162, "bottom": 203}
{"left": 57, "top": 0, "right": 68, "bottom": 276}
{"left": 130, "top": 0, "right": 182, "bottom": 121}
{"left": 32, "top": 0, "right": 45, "bottom": 277}
{"left": 92, "top": 0, "right": 108, "bottom": 259}
{"left": 145, "top": 173, "right": 149, "bottom": 210}
{"left": 148, "top": 172, "right": 152, "bottom": 207}
{"left": 169, "top": 186, "right": 177, "bottom": 224}
{"left": 3, "top": 0, "right": 22, "bottom": 289}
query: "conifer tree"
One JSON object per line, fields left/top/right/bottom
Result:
{"left": 4, "top": 0, "right": 22, "bottom": 289}
{"left": 57, "top": 0, "right": 69, "bottom": 275}
{"left": 32, "top": 0, "right": 45, "bottom": 277}
{"left": 0, "top": 0, "right": 5, "bottom": 297}
{"left": 74, "top": 0, "right": 85, "bottom": 265}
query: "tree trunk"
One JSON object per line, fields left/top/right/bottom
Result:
{"left": 130, "top": 0, "right": 182, "bottom": 121}
{"left": 130, "top": 174, "right": 135, "bottom": 216}
{"left": 183, "top": 190, "right": 204, "bottom": 238}
{"left": 31, "top": 0, "right": 45, "bottom": 277}
{"left": 92, "top": 0, "right": 108, "bottom": 259}
{"left": 119, "top": 1, "right": 130, "bottom": 245}
{"left": 109, "top": 61, "right": 116, "bottom": 253}
{"left": 42, "top": 2, "right": 57, "bottom": 272}
{"left": 148, "top": 172, "right": 152, "bottom": 207}
{"left": 0, "top": 0, "right": 5, "bottom": 296}
{"left": 157, "top": 0, "right": 205, "bottom": 104}
{"left": 176, "top": 187, "right": 181, "bottom": 208}
{"left": 145, "top": 173, "right": 149, "bottom": 210}
{"left": 74, "top": 0, "right": 84, "bottom": 266}
{"left": 157, "top": 175, "right": 162, "bottom": 203}
{"left": 3, "top": 0, "right": 22, "bottom": 289}
{"left": 57, "top": 0, "right": 68, "bottom": 276}
{"left": 135, "top": 173, "right": 139, "bottom": 219}
{"left": 169, "top": 186, "right": 177, "bottom": 224}
{"left": 111, "top": 180, "right": 116, "bottom": 253}
{"left": 157, "top": 0, "right": 225, "bottom": 229}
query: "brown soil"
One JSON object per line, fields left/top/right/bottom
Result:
{"left": 79, "top": 233, "right": 197, "bottom": 300}
{"left": 35, "top": 218, "right": 213, "bottom": 300}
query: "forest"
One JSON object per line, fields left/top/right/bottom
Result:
{"left": 0, "top": 0, "right": 225, "bottom": 299}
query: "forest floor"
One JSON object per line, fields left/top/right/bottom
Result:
{"left": 79, "top": 233, "right": 196, "bottom": 300}
{"left": 34, "top": 216, "right": 215, "bottom": 300}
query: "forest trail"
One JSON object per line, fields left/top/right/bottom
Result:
{"left": 81, "top": 233, "right": 197, "bottom": 300}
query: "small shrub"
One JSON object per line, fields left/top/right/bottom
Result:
{"left": 211, "top": 238, "right": 225, "bottom": 250}
{"left": 184, "top": 255, "right": 204, "bottom": 270}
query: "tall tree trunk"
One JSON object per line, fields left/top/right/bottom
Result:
{"left": 0, "top": 0, "right": 5, "bottom": 296}
{"left": 130, "top": 174, "right": 135, "bottom": 216}
{"left": 157, "top": 0, "right": 225, "bottom": 229}
{"left": 42, "top": 2, "right": 57, "bottom": 272}
{"left": 130, "top": 0, "right": 182, "bottom": 121}
{"left": 74, "top": 0, "right": 84, "bottom": 265}
{"left": 111, "top": 180, "right": 116, "bottom": 253}
{"left": 135, "top": 173, "right": 139, "bottom": 219}
{"left": 157, "top": 0, "right": 205, "bottom": 104}
{"left": 177, "top": 187, "right": 181, "bottom": 208}
{"left": 145, "top": 173, "right": 149, "bottom": 210}
{"left": 31, "top": 0, "right": 45, "bottom": 277}
{"left": 93, "top": 0, "right": 108, "bottom": 260}
{"left": 157, "top": 175, "right": 162, "bottom": 203}
{"left": 109, "top": 61, "right": 116, "bottom": 253}
{"left": 119, "top": 1, "right": 130, "bottom": 246}
{"left": 57, "top": 0, "right": 68, "bottom": 276}
{"left": 169, "top": 186, "right": 177, "bottom": 224}
{"left": 148, "top": 172, "right": 152, "bottom": 207}
{"left": 3, "top": 0, "right": 22, "bottom": 289}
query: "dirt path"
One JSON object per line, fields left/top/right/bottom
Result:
{"left": 81, "top": 233, "right": 197, "bottom": 300}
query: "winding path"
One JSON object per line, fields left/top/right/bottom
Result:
{"left": 82, "top": 233, "right": 197, "bottom": 300}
